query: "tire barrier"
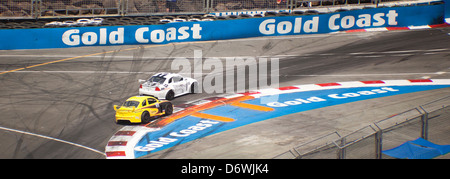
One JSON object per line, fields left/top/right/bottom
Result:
{"left": 0, "top": 1, "right": 447, "bottom": 29}
{"left": 0, "top": 9, "right": 363, "bottom": 29}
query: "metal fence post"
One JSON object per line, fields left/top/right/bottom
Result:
{"left": 27, "top": 0, "right": 42, "bottom": 19}
{"left": 374, "top": 130, "right": 382, "bottom": 159}
{"left": 373, "top": 123, "right": 383, "bottom": 159}
{"left": 419, "top": 106, "right": 429, "bottom": 140}
{"left": 205, "top": 0, "right": 211, "bottom": 13}
{"left": 118, "top": 0, "right": 126, "bottom": 16}
{"left": 335, "top": 138, "right": 346, "bottom": 159}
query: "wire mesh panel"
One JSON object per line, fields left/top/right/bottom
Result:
{"left": 126, "top": 0, "right": 204, "bottom": 15}
{"left": 39, "top": 0, "right": 121, "bottom": 17}
{"left": 377, "top": 115, "right": 424, "bottom": 157}
{"left": 273, "top": 150, "right": 298, "bottom": 159}
{"left": 374, "top": 108, "right": 423, "bottom": 130}
{"left": 298, "top": 143, "right": 339, "bottom": 159}
{"left": 211, "top": 0, "right": 283, "bottom": 12}
{"left": 293, "top": 132, "right": 342, "bottom": 159}
{"left": 273, "top": 96, "right": 450, "bottom": 159}
{"left": 0, "top": 0, "right": 35, "bottom": 17}
{"left": 426, "top": 107, "right": 450, "bottom": 145}
{"left": 333, "top": 125, "right": 378, "bottom": 159}
{"left": 339, "top": 134, "right": 377, "bottom": 159}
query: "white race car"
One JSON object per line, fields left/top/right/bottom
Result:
{"left": 138, "top": 72, "right": 198, "bottom": 100}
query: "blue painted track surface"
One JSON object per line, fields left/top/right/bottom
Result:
{"left": 134, "top": 85, "right": 450, "bottom": 158}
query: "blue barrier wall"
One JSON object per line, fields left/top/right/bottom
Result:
{"left": 445, "top": 0, "right": 450, "bottom": 18}
{"left": 0, "top": 4, "right": 444, "bottom": 50}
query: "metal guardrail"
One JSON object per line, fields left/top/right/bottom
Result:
{"left": 274, "top": 95, "right": 450, "bottom": 159}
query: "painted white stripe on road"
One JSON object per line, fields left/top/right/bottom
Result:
{"left": 0, "top": 125, "right": 105, "bottom": 156}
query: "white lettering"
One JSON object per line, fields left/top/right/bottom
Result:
{"left": 178, "top": 26, "right": 190, "bottom": 40}
{"left": 327, "top": 10, "right": 398, "bottom": 30}
{"left": 373, "top": 13, "right": 385, "bottom": 26}
{"left": 166, "top": 27, "right": 177, "bottom": 41}
{"left": 81, "top": 32, "right": 97, "bottom": 45}
{"left": 151, "top": 29, "right": 165, "bottom": 43}
{"left": 135, "top": 27, "right": 149, "bottom": 43}
{"left": 293, "top": 17, "right": 302, "bottom": 33}
{"left": 304, "top": 17, "right": 319, "bottom": 33}
{"left": 259, "top": 19, "right": 276, "bottom": 35}
{"left": 259, "top": 17, "right": 318, "bottom": 35}
{"left": 134, "top": 137, "right": 178, "bottom": 152}
{"left": 99, "top": 28, "right": 107, "bottom": 44}
{"left": 109, "top": 28, "right": 124, "bottom": 44}
{"left": 356, "top": 14, "right": 371, "bottom": 28}
{"left": 267, "top": 96, "right": 326, "bottom": 107}
{"left": 134, "top": 120, "right": 219, "bottom": 152}
{"left": 267, "top": 102, "right": 288, "bottom": 107}
{"left": 341, "top": 16, "right": 355, "bottom": 29}
{"left": 135, "top": 24, "right": 201, "bottom": 44}
{"left": 329, "top": 14, "right": 340, "bottom": 30}
{"left": 268, "top": 87, "right": 399, "bottom": 107}
{"left": 62, "top": 29, "right": 80, "bottom": 46}
{"left": 277, "top": 21, "right": 292, "bottom": 34}
{"left": 386, "top": 10, "right": 399, "bottom": 25}
{"left": 191, "top": 24, "right": 202, "bottom": 39}
{"left": 328, "top": 87, "right": 399, "bottom": 99}
{"left": 62, "top": 28, "right": 124, "bottom": 46}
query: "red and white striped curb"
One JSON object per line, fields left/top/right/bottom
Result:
{"left": 105, "top": 126, "right": 159, "bottom": 159}
{"left": 239, "top": 79, "right": 450, "bottom": 98}
{"left": 344, "top": 23, "right": 450, "bottom": 33}
{"left": 105, "top": 79, "right": 450, "bottom": 158}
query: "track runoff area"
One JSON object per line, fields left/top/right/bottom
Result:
{"left": 0, "top": 24, "right": 449, "bottom": 161}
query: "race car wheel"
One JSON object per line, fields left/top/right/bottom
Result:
{"left": 166, "top": 90, "right": 175, "bottom": 100}
{"left": 190, "top": 82, "right": 198, "bottom": 94}
{"left": 141, "top": 112, "right": 151, "bottom": 123}
{"left": 164, "top": 104, "right": 173, "bottom": 116}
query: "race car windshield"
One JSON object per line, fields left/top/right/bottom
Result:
{"left": 122, "top": 100, "right": 139, "bottom": 107}
{"left": 149, "top": 76, "right": 166, "bottom": 83}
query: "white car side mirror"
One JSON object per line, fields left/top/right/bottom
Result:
{"left": 138, "top": 79, "right": 146, "bottom": 83}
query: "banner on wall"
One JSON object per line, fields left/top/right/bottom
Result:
{"left": 0, "top": 4, "right": 444, "bottom": 50}
{"left": 445, "top": 0, "right": 450, "bottom": 18}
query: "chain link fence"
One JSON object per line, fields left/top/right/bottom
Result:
{"left": 274, "top": 95, "right": 450, "bottom": 159}
{"left": 38, "top": 0, "right": 122, "bottom": 16}
{"left": 0, "top": 0, "right": 405, "bottom": 18}
{"left": 0, "top": 0, "right": 36, "bottom": 18}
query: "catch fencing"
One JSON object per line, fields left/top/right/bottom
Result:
{"left": 274, "top": 95, "right": 450, "bottom": 159}
{"left": 0, "top": 0, "right": 399, "bottom": 18}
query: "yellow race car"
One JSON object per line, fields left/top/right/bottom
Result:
{"left": 114, "top": 96, "right": 173, "bottom": 124}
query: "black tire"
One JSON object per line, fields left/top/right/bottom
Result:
{"left": 165, "top": 90, "right": 175, "bottom": 100}
{"left": 164, "top": 103, "right": 173, "bottom": 116}
{"left": 238, "top": 14, "right": 252, "bottom": 18}
{"left": 305, "top": 10, "right": 319, "bottom": 15}
{"left": 190, "top": 82, "right": 198, "bottom": 94}
{"left": 141, "top": 111, "right": 151, "bottom": 123}
{"left": 177, "top": 15, "right": 189, "bottom": 20}
{"left": 149, "top": 16, "right": 162, "bottom": 21}
{"left": 216, "top": 16, "right": 228, "bottom": 20}
{"left": 292, "top": 11, "right": 304, "bottom": 16}
{"left": 227, "top": 15, "right": 239, "bottom": 19}
{"left": 134, "top": 17, "right": 148, "bottom": 21}
{"left": 162, "top": 16, "right": 175, "bottom": 20}
{"left": 277, "top": 12, "right": 290, "bottom": 16}
{"left": 253, "top": 14, "right": 264, "bottom": 18}
{"left": 264, "top": 11, "right": 277, "bottom": 17}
